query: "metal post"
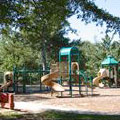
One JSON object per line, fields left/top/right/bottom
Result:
{"left": 114, "top": 66, "right": 117, "bottom": 88}
{"left": 85, "top": 74, "right": 88, "bottom": 96}
{"left": 90, "top": 76, "right": 93, "bottom": 96}
{"left": 23, "top": 67, "right": 26, "bottom": 93}
{"left": 59, "top": 52, "right": 62, "bottom": 97}
{"left": 39, "top": 70, "right": 42, "bottom": 92}
{"left": 13, "top": 66, "right": 16, "bottom": 93}
{"left": 29, "top": 73, "right": 32, "bottom": 93}
{"left": 60, "top": 76, "right": 63, "bottom": 97}
{"left": 109, "top": 66, "right": 112, "bottom": 87}
{"left": 69, "top": 54, "right": 72, "bottom": 97}
{"left": 78, "top": 53, "right": 81, "bottom": 96}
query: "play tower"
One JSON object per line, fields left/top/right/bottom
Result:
{"left": 59, "top": 47, "right": 81, "bottom": 97}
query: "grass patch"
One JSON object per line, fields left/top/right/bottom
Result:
{"left": 0, "top": 111, "right": 22, "bottom": 119}
{"left": 0, "top": 109, "right": 120, "bottom": 120}
{"left": 35, "top": 111, "right": 120, "bottom": 120}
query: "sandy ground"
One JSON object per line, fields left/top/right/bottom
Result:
{"left": 8, "top": 87, "right": 120, "bottom": 115}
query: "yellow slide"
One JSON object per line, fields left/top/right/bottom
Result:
{"left": 41, "top": 71, "right": 65, "bottom": 92}
{"left": 93, "top": 75, "right": 104, "bottom": 87}
{"left": 93, "top": 68, "right": 109, "bottom": 87}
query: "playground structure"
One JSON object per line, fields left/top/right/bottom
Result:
{"left": 12, "top": 47, "right": 93, "bottom": 97}
{"left": 0, "top": 72, "right": 13, "bottom": 92}
{"left": 93, "top": 68, "right": 109, "bottom": 87}
{"left": 41, "top": 47, "right": 93, "bottom": 97}
{"left": 41, "top": 62, "right": 81, "bottom": 92}
{"left": 0, "top": 47, "right": 120, "bottom": 113}
{"left": 0, "top": 93, "right": 14, "bottom": 109}
{"left": 0, "top": 72, "right": 14, "bottom": 109}
{"left": 13, "top": 66, "right": 51, "bottom": 93}
{"left": 1, "top": 49, "right": 119, "bottom": 98}
{"left": 93, "top": 55, "right": 120, "bottom": 87}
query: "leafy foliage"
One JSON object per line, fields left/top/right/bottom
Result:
{"left": 0, "top": 0, "right": 120, "bottom": 73}
{"left": 0, "top": 34, "right": 39, "bottom": 71}
{"left": 78, "top": 36, "right": 120, "bottom": 76}
{"left": 72, "top": 0, "right": 120, "bottom": 35}
{"left": 1, "top": 0, "right": 120, "bottom": 35}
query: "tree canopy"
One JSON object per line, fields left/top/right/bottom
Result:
{"left": 1, "top": 0, "right": 120, "bottom": 34}
{"left": 0, "top": 0, "right": 120, "bottom": 73}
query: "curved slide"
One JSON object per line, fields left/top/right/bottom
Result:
{"left": 93, "top": 68, "right": 109, "bottom": 87}
{"left": 41, "top": 71, "right": 65, "bottom": 92}
{"left": 93, "top": 75, "right": 104, "bottom": 87}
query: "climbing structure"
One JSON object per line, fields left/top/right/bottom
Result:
{"left": 0, "top": 93, "right": 14, "bottom": 109}
{"left": 59, "top": 47, "right": 81, "bottom": 97}
{"left": 0, "top": 72, "right": 14, "bottom": 109}
{"left": 101, "top": 55, "right": 119, "bottom": 87}
{"left": 41, "top": 47, "right": 93, "bottom": 97}
{"left": 93, "top": 55, "right": 119, "bottom": 88}
{"left": 0, "top": 72, "right": 13, "bottom": 91}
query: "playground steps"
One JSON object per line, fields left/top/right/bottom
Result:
{"left": 0, "top": 93, "right": 14, "bottom": 109}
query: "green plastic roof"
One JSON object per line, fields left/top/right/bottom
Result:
{"left": 59, "top": 47, "right": 79, "bottom": 56}
{"left": 101, "top": 55, "right": 118, "bottom": 66}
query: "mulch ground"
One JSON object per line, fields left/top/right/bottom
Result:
{"left": 11, "top": 87, "right": 120, "bottom": 115}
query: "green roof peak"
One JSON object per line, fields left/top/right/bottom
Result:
{"left": 59, "top": 47, "right": 79, "bottom": 56}
{"left": 101, "top": 55, "right": 118, "bottom": 66}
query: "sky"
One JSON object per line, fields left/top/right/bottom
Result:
{"left": 65, "top": 0, "right": 120, "bottom": 43}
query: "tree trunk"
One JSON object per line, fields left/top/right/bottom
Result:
{"left": 41, "top": 43, "right": 47, "bottom": 72}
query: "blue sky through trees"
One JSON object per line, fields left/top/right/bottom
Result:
{"left": 65, "top": 0, "right": 120, "bottom": 43}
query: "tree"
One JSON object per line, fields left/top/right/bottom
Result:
{"left": 46, "top": 31, "right": 70, "bottom": 62}
{"left": 97, "top": 35, "right": 120, "bottom": 60}
{"left": 1, "top": 0, "right": 120, "bottom": 37}
{"left": 0, "top": 0, "right": 72, "bottom": 70}
{"left": 19, "top": 0, "right": 72, "bottom": 70}
{"left": 71, "top": 0, "right": 120, "bottom": 35}
{"left": 111, "top": 41, "right": 120, "bottom": 59}
{"left": 0, "top": 33, "right": 39, "bottom": 71}
{"left": 78, "top": 36, "right": 120, "bottom": 76}
{"left": 0, "top": 0, "right": 120, "bottom": 71}
{"left": 78, "top": 41, "right": 99, "bottom": 75}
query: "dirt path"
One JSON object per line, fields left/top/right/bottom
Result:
{"left": 14, "top": 88, "right": 120, "bottom": 115}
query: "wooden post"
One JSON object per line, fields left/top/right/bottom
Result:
{"left": 9, "top": 94, "right": 14, "bottom": 109}
{"left": 0, "top": 93, "right": 14, "bottom": 109}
